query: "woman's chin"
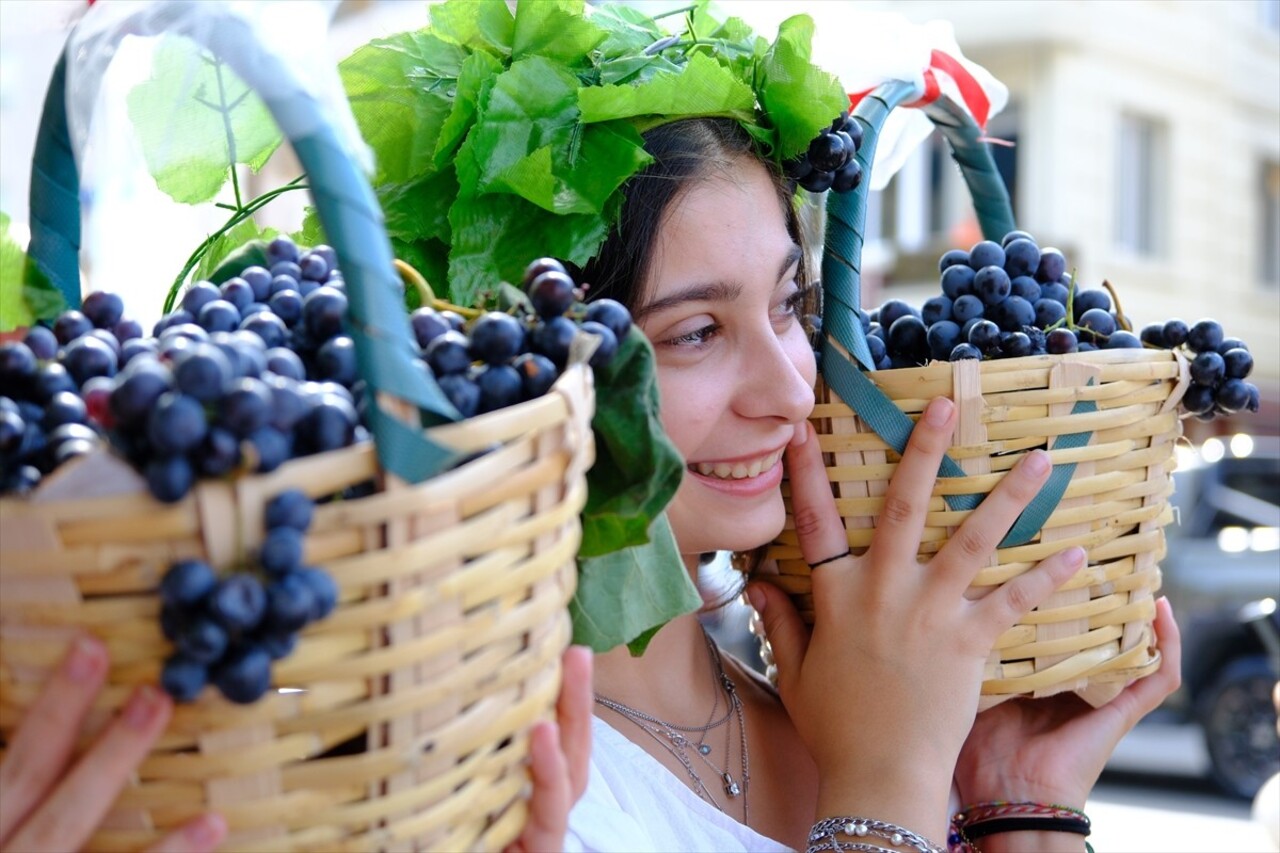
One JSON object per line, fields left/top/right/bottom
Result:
{"left": 669, "top": 489, "right": 787, "bottom": 556}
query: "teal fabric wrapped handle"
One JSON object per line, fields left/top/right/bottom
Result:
{"left": 819, "top": 81, "right": 1092, "bottom": 547}
{"left": 23, "top": 7, "right": 462, "bottom": 483}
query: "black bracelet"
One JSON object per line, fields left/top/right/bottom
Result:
{"left": 809, "top": 549, "right": 851, "bottom": 569}
{"left": 961, "top": 816, "right": 1092, "bottom": 841}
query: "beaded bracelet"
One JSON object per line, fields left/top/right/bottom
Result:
{"left": 808, "top": 817, "right": 946, "bottom": 853}
{"left": 948, "top": 801, "right": 1092, "bottom": 853}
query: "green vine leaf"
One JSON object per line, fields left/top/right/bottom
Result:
{"left": 2, "top": 211, "right": 65, "bottom": 331}
{"left": 127, "top": 37, "right": 282, "bottom": 205}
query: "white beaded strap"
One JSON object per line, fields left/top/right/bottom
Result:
{"left": 807, "top": 817, "right": 946, "bottom": 853}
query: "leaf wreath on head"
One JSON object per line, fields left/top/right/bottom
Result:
{"left": 329, "top": 0, "right": 847, "bottom": 309}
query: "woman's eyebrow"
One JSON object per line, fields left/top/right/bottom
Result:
{"left": 636, "top": 280, "right": 743, "bottom": 320}
{"left": 778, "top": 243, "right": 802, "bottom": 281}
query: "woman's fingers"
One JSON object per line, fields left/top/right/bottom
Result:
{"left": 746, "top": 582, "right": 809, "bottom": 699}
{"left": 505, "top": 721, "right": 569, "bottom": 853}
{"left": 144, "top": 814, "right": 227, "bottom": 853}
{"left": 557, "top": 646, "right": 593, "bottom": 802}
{"left": 1100, "top": 597, "right": 1183, "bottom": 729}
{"left": 865, "top": 398, "right": 956, "bottom": 570}
{"left": 4, "top": 685, "right": 173, "bottom": 853}
{"left": 0, "top": 634, "right": 109, "bottom": 846}
{"left": 784, "top": 422, "right": 849, "bottom": 570}
{"left": 974, "top": 545, "right": 1086, "bottom": 638}
{"left": 932, "top": 450, "right": 1053, "bottom": 585}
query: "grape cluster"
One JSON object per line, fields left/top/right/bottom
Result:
{"left": 410, "top": 257, "right": 631, "bottom": 419}
{"left": 0, "top": 237, "right": 365, "bottom": 502}
{"left": 159, "top": 488, "right": 338, "bottom": 704}
{"left": 785, "top": 111, "right": 865, "bottom": 194}
{"left": 858, "top": 229, "right": 1259, "bottom": 422}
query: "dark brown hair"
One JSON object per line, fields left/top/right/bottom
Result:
{"left": 581, "top": 117, "right": 809, "bottom": 313}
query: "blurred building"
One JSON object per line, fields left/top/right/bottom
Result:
{"left": 855, "top": 0, "right": 1280, "bottom": 440}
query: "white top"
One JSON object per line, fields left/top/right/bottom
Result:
{"left": 565, "top": 715, "right": 792, "bottom": 852}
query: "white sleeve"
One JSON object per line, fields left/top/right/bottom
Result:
{"left": 563, "top": 749, "right": 660, "bottom": 853}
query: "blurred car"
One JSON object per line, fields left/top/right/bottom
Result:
{"left": 1124, "top": 434, "right": 1280, "bottom": 799}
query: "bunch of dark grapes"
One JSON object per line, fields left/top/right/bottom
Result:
{"left": 409, "top": 257, "right": 631, "bottom": 419}
{"left": 159, "top": 488, "right": 338, "bottom": 704}
{"left": 857, "top": 229, "right": 1259, "bottom": 422}
{"left": 784, "top": 111, "right": 865, "bottom": 194}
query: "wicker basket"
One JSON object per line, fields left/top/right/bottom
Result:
{"left": 766, "top": 81, "right": 1190, "bottom": 711}
{"left": 1, "top": 9, "right": 593, "bottom": 851}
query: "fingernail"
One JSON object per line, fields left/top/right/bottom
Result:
{"left": 1024, "top": 450, "right": 1051, "bottom": 477}
{"left": 791, "top": 422, "right": 809, "bottom": 446}
{"left": 924, "top": 398, "right": 953, "bottom": 426}
{"left": 185, "top": 813, "right": 226, "bottom": 848}
{"left": 65, "top": 635, "right": 106, "bottom": 682}
{"left": 745, "top": 584, "right": 766, "bottom": 614}
{"left": 123, "top": 685, "right": 165, "bottom": 730}
{"left": 1065, "top": 546, "right": 1087, "bottom": 568}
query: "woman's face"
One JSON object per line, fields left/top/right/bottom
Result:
{"left": 636, "top": 158, "right": 817, "bottom": 556}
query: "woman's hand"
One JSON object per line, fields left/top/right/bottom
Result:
{"left": 748, "top": 398, "right": 1086, "bottom": 841}
{"left": 953, "top": 596, "right": 1183, "bottom": 817}
{"left": 0, "top": 634, "right": 226, "bottom": 853}
{"left": 504, "top": 645, "right": 593, "bottom": 853}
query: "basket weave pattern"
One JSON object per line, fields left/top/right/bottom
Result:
{"left": 767, "top": 348, "right": 1189, "bottom": 709}
{"left": 0, "top": 366, "right": 594, "bottom": 852}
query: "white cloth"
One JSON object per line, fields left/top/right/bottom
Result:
{"left": 565, "top": 715, "right": 792, "bottom": 852}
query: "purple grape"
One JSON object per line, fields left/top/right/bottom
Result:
{"left": 267, "top": 290, "right": 303, "bottom": 327}
{"left": 1161, "top": 319, "right": 1189, "bottom": 348}
{"left": 1033, "top": 298, "right": 1067, "bottom": 329}
{"left": 1104, "top": 330, "right": 1142, "bottom": 349}
{"left": 198, "top": 300, "right": 242, "bottom": 334}
{"left": 315, "top": 336, "right": 358, "bottom": 386}
{"left": 1001, "top": 230, "right": 1035, "bottom": 247}
{"left": 59, "top": 335, "right": 117, "bottom": 386}
{"left": 887, "top": 316, "right": 929, "bottom": 365}
{"left": 212, "top": 644, "right": 272, "bottom": 704}
{"left": 267, "top": 236, "right": 299, "bottom": 265}
{"left": 425, "top": 331, "right": 472, "bottom": 376}
{"left": 113, "top": 318, "right": 144, "bottom": 343}
{"left": 921, "top": 296, "right": 953, "bottom": 326}
{"left": 939, "top": 249, "right": 969, "bottom": 273}
{"left": 297, "top": 393, "right": 357, "bottom": 454}
{"left": 1039, "top": 282, "right": 1070, "bottom": 305}
{"left": 297, "top": 566, "right": 338, "bottom": 620}
{"left": 831, "top": 160, "right": 863, "bottom": 193}
{"left": 1139, "top": 323, "right": 1166, "bottom": 347}
{"left": 219, "top": 278, "right": 254, "bottom": 313}
{"left": 175, "top": 617, "right": 229, "bottom": 665}
{"left": 240, "top": 312, "right": 289, "bottom": 349}
{"left": 952, "top": 294, "right": 985, "bottom": 324}
{"left": 159, "top": 559, "right": 218, "bottom": 618}
{"left": 161, "top": 654, "right": 208, "bottom": 703}
{"left": 53, "top": 310, "right": 93, "bottom": 344}
{"left": 270, "top": 261, "right": 303, "bottom": 284}
{"left": 23, "top": 326, "right": 58, "bottom": 361}
{"left": 110, "top": 360, "right": 173, "bottom": 428}
{"left": 1035, "top": 248, "right": 1066, "bottom": 283}
{"left": 1071, "top": 289, "right": 1111, "bottom": 321}
{"left": 469, "top": 312, "right": 525, "bottom": 365}
{"left": 877, "top": 299, "right": 919, "bottom": 331}
{"left": 173, "top": 343, "right": 233, "bottom": 403}
{"left": 512, "top": 353, "right": 558, "bottom": 400}
{"left": 299, "top": 254, "right": 329, "bottom": 282}
{"left": 0, "top": 342, "right": 38, "bottom": 398}
{"left": 265, "top": 347, "right": 306, "bottom": 382}
{"left": 264, "top": 572, "right": 316, "bottom": 632}
{"left": 949, "top": 342, "right": 982, "bottom": 361}
{"left": 302, "top": 286, "right": 347, "bottom": 342}
{"left": 145, "top": 454, "right": 196, "bottom": 503}
{"left": 1000, "top": 331, "right": 1032, "bottom": 358}
{"left": 997, "top": 296, "right": 1035, "bottom": 331}
{"left": 926, "top": 320, "right": 962, "bottom": 362}
{"left": 41, "top": 391, "right": 88, "bottom": 430}
{"left": 181, "top": 282, "right": 222, "bottom": 317}
{"left": 1077, "top": 308, "right": 1117, "bottom": 344}
{"left": 1222, "top": 348, "right": 1252, "bottom": 379}
{"left": 148, "top": 392, "right": 208, "bottom": 455}
{"left": 1002, "top": 239, "right": 1040, "bottom": 279}
{"left": 437, "top": 373, "right": 481, "bottom": 418}
{"left": 974, "top": 266, "right": 1011, "bottom": 306}
{"left": 410, "top": 308, "right": 453, "bottom": 350}
{"left": 584, "top": 299, "right": 633, "bottom": 342}
{"left": 265, "top": 488, "right": 313, "bottom": 532}
{"left": 1186, "top": 319, "right": 1224, "bottom": 354}
{"left": 580, "top": 320, "right": 619, "bottom": 368}
{"left": 528, "top": 271, "right": 576, "bottom": 319}
{"left": 968, "top": 241, "right": 1005, "bottom": 271}
{"left": 241, "top": 266, "right": 273, "bottom": 301}
{"left": 968, "top": 319, "right": 1002, "bottom": 354}
{"left": 1190, "top": 351, "right": 1226, "bottom": 386}
{"left": 1045, "top": 328, "right": 1079, "bottom": 354}
{"left": 1181, "top": 382, "right": 1215, "bottom": 415}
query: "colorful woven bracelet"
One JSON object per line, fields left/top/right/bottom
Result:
{"left": 949, "top": 801, "right": 1092, "bottom": 853}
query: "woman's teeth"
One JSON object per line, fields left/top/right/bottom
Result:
{"left": 691, "top": 448, "right": 783, "bottom": 480}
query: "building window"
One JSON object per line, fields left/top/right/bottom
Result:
{"left": 1115, "top": 113, "right": 1167, "bottom": 256}
{"left": 1262, "top": 161, "right": 1280, "bottom": 286}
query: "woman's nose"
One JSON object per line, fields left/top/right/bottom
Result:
{"left": 735, "top": 328, "right": 815, "bottom": 424}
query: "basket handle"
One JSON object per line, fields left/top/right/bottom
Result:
{"left": 23, "top": 5, "right": 462, "bottom": 484}
{"left": 819, "top": 80, "right": 1094, "bottom": 547}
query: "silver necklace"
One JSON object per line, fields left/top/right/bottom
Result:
{"left": 594, "top": 627, "right": 750, "bottom": 822}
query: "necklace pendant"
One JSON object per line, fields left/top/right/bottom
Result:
{"left": 697, "top": 743, "right": 711, "bottom": 755}
{"left": 723, "top": 773, "right": 741, "bottom": 797}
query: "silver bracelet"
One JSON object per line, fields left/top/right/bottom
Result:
{"left": 807, "top": 817, "right": 946, "bottom": 853}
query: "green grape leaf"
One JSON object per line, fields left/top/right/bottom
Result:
{"left": 571, "top": 512, "right": 701, "bottom": 655}
{"left": 434, "top": 50, "right": 503, "bottom": 170}
{"left": 126, "top": 37, "right": 282, "bottom": 205}
{"left": 1, "top": 212, "right": 64, "bottom": 331}
{"left": 196, "top": 220, "right": 278, "bottom": 283}
{"left": 578, "top": 51, "right": 754, "bottom": 126}
{"left": 512, "top": 0, "right": 607, "bottom": 66}
{"left": 428, "top": 0, "right": 514, "bottom": 57}
{"left": 579, "top": 328, "right": 684, "bottom": 558}
{"left": 756, "top": 15, "right": 847, "bottom": 160}
{"left": 340, "top": 29, "right": 467, "bottom": 185}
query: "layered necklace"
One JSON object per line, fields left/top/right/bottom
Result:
{"left": 594, "top": 627, "right": 750, "bottom": 823}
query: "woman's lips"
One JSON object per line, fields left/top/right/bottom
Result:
{"left": 686, "top": 453, "right": 785, "bottom": 498}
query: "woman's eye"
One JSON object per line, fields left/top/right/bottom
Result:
{"left": 774, "top": 287, "right": 807, "bottom": 321}
{"left": 664, "top": 323, "right": 721, "bottom": 348}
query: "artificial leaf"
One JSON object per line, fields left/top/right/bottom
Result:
{"left": 428, "top": 0, "right": 514, "bottom": 57}
{"left": 579, "top": 328, "right": 684, "bottom": 557}
{"left": 195, "top": 220, "right": 278, "bottom": 283}
{"left": 379, "top": 169, "right": 459, "bottom": 246}
{"left": 756, "top": 15, "right": 847, "bottom": 160}
{"left": 578, "top": 51, "right": 754, "bottom": 125}
{"left": 512, "top": 0, "right": 607, "bottom": 66}
{"left": 1, "top": 211, "right": 63, "bottom": 331}
{"left": 571, "top": 512, "right": 702, "bottom": 654}
{"left": 589, "top": 3, "right": 664, "bottom": 63}
{"left": 126, "top": 37, "right": 281, "bottom": 205}
{"left": 340, "top": 30, "right": 465, "bottom": 185}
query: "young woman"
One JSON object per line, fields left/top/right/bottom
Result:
{"left": 567, "top": 117, "right": 1183, "bottom": 852}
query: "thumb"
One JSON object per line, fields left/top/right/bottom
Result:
{"left": 746, "top": 581, "right": 809, "bottom": 699}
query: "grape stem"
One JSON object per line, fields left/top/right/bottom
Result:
{"left": 1101, "top": 280, "right": 1131, "bottom": 331}
{"left": 162, "top": 176, "right": 309, "bottom": 314}
{"left": 430, "top": 299, "right": 483, "bottom": 320}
